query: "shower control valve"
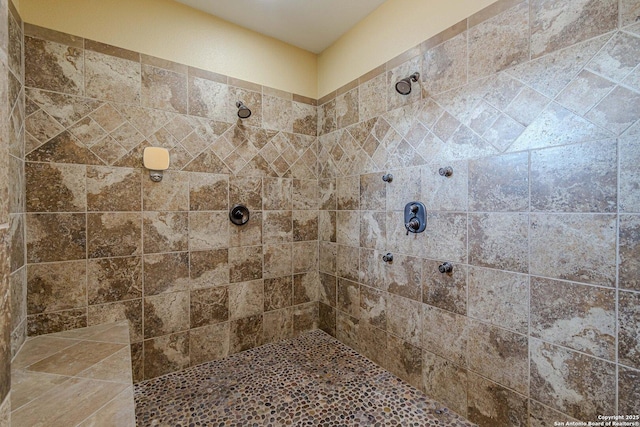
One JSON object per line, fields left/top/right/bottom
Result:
{"left": 405, "top": 218, "right": 421, "bottom": 235}
{"left": 403, "top": 201, "right": 427, "bottom": 235}
{"left": 382, "top": 253, "right": 394, "bottom": 263}
{"left": 438, "top": 262, "right": 453, "bottom": 274}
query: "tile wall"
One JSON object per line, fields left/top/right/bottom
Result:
{"left": 317, "top": 0, "right": 640, "bottom": 425}
{"left": 21, "top": 23, "right": 320, "bottom": 381}
{"left": 6, "top": 0, "right": 640, "bottom": 425}
{"left": 2, "top": 0, "right": 25, "bottom": 421}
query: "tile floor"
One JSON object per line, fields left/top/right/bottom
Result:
{"left": 11, "top": 321, "right": 135, "bottom": 427}
{"left": 135, "top": 330, "right": 476, "bottom": 426}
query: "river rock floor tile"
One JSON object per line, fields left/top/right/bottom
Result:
{"left": 134, "top": 330, "right": 475, "bottom": 426}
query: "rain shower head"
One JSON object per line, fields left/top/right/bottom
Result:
{"left": 236, "top": 101, "right": 252, "bottom": 119}
{"left": 395, "top": 72, "right": 420, "bottom": 95}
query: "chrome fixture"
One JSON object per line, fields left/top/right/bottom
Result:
{"left": 404, "top": 201, "right": 427, "bottom": 235}
{"left": 382, "top": 173, "right": 393, "bottom": 183}
{"left": 236, "top": 101, "right": 252, "bottom": 119}
{"left": 438, "top": 262, "right": 453, "bottom": 274}
{"left": 439, "top": 166, "right": 453, "bottom": 177}
{"left": 395, "top": 72, "right": 420, "bottom": 95}
{"left": 382, "top": 253, "right": 394, "bottom": 263}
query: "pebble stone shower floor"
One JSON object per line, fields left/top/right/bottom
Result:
{"left": 134, "top": 330, "right": 477, "bottom": 426}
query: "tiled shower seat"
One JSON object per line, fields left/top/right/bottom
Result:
{"left": 10, "top": 321, "right": 135, "bottom": 427}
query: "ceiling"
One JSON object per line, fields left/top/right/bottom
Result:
{"left": 175, "top": 0, "right": 388, "bottom": 54}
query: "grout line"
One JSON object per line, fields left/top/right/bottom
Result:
{"left": 70, "top": 385, "right": 134, "bottom": 427}
{"left": 615, "top": 135, "right": 621, "bottom": 416}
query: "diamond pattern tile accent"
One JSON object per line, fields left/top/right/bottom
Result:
{"left": 23, "top": 89, "right": 317, "bottom": 178}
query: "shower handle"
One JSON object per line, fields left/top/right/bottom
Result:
{"left": 405, "top": 218, "right": 421, "bottom": 235}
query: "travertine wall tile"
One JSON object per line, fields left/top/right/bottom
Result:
{"left": 531, "top": 141, "right": 617, "bottom": 212}
{"left": 26, "top": 162, "right": 86, "bottom": 212}
{"left": 555, "top": 70, "right": 616, "bottom": 116}
{"left": 467, "top": 320, "right": 528, "bottom": 394}
{"left": 530, "top": 277, "right": 615, "bottom": 360}
{"left": 508, "top": 34, "right": 611, "bottom": 99}
{"left": 143, "top": 211, "right": 188, "bottom": 254}
{"left": 141, "top": 65, "right": 187, "bottom": 114}
{"left": 264, "top": 276, "right": 292, "bottom": 312}
{"left": 87, "top": 212, "right": 141, "bottom": 258}
{"left": 87, "top": 257, "right": 142, "bottom": 305}
{"left": 421, "top": 305, "right": 467, "bottom": 367}
{"left": 586, "top": 32, "right": 640, "bottom": 83}
{"left": 262, "top": 210, "right": 292, "bottom": 243}
{"left": 422, "top": 351, "right": 467, "bottom": 416}
{"left": 189, "top": 249, "right": 228, "bottom": 289}
{"left": 468, "top": 1, "right": 529, "bottom": 80}
{"left": 530, "top": 339, "right": 616, "bottom": 420}
{"left": 468, "top": 152, "right": 528, "bottom": 212}
{"left": 618, "top": 366, "right": 640, "bottom": 414}
{"left": 313, "top": 3, "right": 640, "bottom": 421}
{"left": 229, "top": 280, "right": 263, "bottom": 320}
{"left": 263, "top": 307, "right": 293, "bottom": 343}
{"left": 24, "top": 36, "right": 83, "bottom": 95}
{"left": 189, "top": 173, "right": 228, "bottom": 211}
{"left": 143, "top": 332, "right": 189, "bottom": 379}
{"left": 619, "top": 291, "right": 640, "bottom": 370}
{"left": 27, "top": 309, "right": 87, "bottom": 336}
{"left": 293, "top": 265, "right": 320, "bottom": 305}
{"left": 335, "top": 88, "right": 359, "bottom": 129}
{"left": 469, "top": 213, "right": 528, "bottom": 273}
{"left": 229, "top": 314, "right": 263, "bottom": 354}
{"left": 26, "top": 213, "right": 86, "bottom": 263}
{"left": 530, "top": 214, "right": 616, "bottom": 286}
{"left": 229, "top": 245, "right": 262, "bottom": 283}
{"left": 468, "top": 267, "right": 528, "bottom": 333}
{"left": 422, "top": 260, "right": 466, "bottom": 315}
{"left": 87, "top": 166, "right": 141, "bottom": 212}
{"left": 292, "top": 301, "right": 318, "bottom": 335}
{"left": 385, "top": 334, "right": 422, "bottom": 389}
{"left": 530, "top": 0, "right": 618, "bottom": 58}
{"left": 620, "top": 215, "right": 640, "bottom": 291}
{"left": 85, "top": 51, "right": 140, "bottom": 104}
{"left": 358, "top": 74, "right": 386, "bottom": 122}
{"left": 421, "top": 33, "right": 467, "bottom": 97}
{"left": 190, "top": 322, "right": 228, "bottom": 366}
{"left": 143, "top": 252, "right": 189, "bottom": 296}
{"left": 420, "top": 161, "right": 467, "bottom": 211}
{"left": 467, "top": 372, "right": 528, "bottom": 427}
{"left": 359, "top": 284, "right": 386, "bottom": 329}
{"left": 27, "top": 261, "right": 86, "bottom": 314}
{"left": 16, "top": 2, "right": 640, "bottom": 417}
{"left": 143, "top": 291, "right": 189, "bottom": 338}
{"left": 529, "top": 400, "right": 580, "bottom": 427}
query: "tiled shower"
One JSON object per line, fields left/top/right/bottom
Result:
{"left": 1, "top": 0, "right": 639, "bottom": 425}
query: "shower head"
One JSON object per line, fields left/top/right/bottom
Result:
{"left": 395, "top": 72, "right": 420, "bottom": 95}
{"left": 236, "top": 101, "right": 252, "bottom": 119}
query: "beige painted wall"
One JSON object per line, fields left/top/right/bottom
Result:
{"left": 20, "top": 0, "right": 501, "bottom": 99}
{"left": 317, "top": 0, "right": 499, "bottom": 97}
{"left": 19, "top": 0, "right": 318, "bottom": 98}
